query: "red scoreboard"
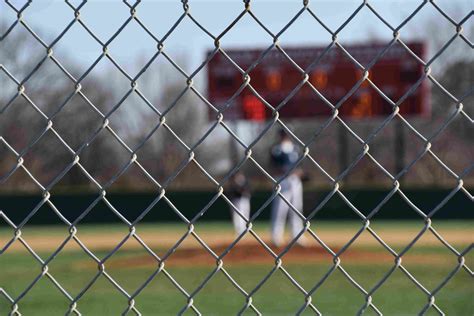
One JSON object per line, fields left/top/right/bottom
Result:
{"left": 207, "top": 42, "right": 429, "bottom": 121}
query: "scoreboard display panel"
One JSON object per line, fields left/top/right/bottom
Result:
{"left": 207, "top": 42, "right": 429, "bottom": 121}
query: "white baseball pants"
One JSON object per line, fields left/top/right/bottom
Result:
{"left": 230, "top": 196, "right": 251, "bottom": 236}
{"left": 271, "top": 174, "right": 304, "bottom": 246}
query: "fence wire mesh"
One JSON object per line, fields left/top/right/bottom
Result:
{"left": 0, "top": 0, "right": 473, "bottom": 315}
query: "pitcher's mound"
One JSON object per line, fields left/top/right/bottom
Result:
{"left": 109, "top": 243, "right": 345, "bottom": 268}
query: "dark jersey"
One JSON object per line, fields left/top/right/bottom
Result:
{"left": 227, "top": 173, "right": 250, "bottom": 199}
{"left": 270, "top": 141, "right": 299, "bottom": 173}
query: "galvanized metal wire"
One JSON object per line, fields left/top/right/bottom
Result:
{"left": 0, "top": 0, "right": 473, "bottom": 315}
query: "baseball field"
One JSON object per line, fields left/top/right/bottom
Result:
{"left": 1, "top": 220, "right": 472, "bottom": 315}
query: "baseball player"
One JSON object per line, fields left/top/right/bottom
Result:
{"left": 270, "top": 129, "right": 306, "bottom": 247}
{"left": 227, "top": 171, "right": 251, "bottom": 236}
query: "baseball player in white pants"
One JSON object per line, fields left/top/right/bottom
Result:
{"left": 271, "top": 174, "right": 304, "bottom": 246}
{"left": 270, "top": 129, "right": 306, "bottom": 246}
{"left": 231, "top": 195, "right": 251, "bottom": 235}
{"left": 228, "top": 172, "right": 251, "bottom": 236}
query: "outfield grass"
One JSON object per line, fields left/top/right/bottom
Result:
{"left": 1, "top": 221, "right": 473, "bottom": 315}
{"left": 2, "top": 220, "right": 471, "bottom": 237}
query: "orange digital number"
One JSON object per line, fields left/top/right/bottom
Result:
{"left": 351, "top": 92, "right": 372, "bottom": 118}
{"left": 266, "top": 71, "right": 282, "bottom": 91}
{"left": 310, "top": 70, "right": 327, "bottom": 89}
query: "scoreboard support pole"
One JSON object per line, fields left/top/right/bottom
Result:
{"left": 228, "top": 120, "right": 263, "bottom": 168}
{"left": 228, "top": 121, "right": 241, "bottom": 166}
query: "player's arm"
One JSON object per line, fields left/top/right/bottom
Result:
{"left": 291, "top": 148, "right": 310, "bottom": 181}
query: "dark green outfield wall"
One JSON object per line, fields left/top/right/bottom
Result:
{"left": 0, "top": 188, "right": 472, "bottom": 225}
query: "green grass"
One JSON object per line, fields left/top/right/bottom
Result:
{"left": 1, "top": 219, "right": 471, "bottom": 237}
{"left": 1, "top": 251, "right": 472, "bottom": 315}
{"left": 0, "top": 221, "right": 233, "bottom": 238}
{"left": 1, "top": 221, "right": 473, "bottom": 315}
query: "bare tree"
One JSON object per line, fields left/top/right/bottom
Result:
{"left": 1, "top": 22, "right": 124, "bottom": 190}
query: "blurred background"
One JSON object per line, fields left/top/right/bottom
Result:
{"left": 0, "top": 0, "right": 472, "bottom": 222}
{"left": 1, "top": 2, "right": 473, "bottom": 315}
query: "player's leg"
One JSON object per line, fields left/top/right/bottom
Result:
{"left": 236, "top": 196, "right": 250, "bottom": 235}
{"left": 288, "top": 176, "right": 306, "bottom": 245}
{"left": 271, "top": 180, "right": 291, "bottom": 246}
{"left": 231, "top": 197, "right": 247, "bottom": 235}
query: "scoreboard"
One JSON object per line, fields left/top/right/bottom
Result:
{"left": 207, "top": 42, "right": 429, "bottom": 121}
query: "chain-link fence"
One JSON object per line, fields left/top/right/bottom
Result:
{"left": 1, "top": 0, "right": 473, "bottom": 315}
